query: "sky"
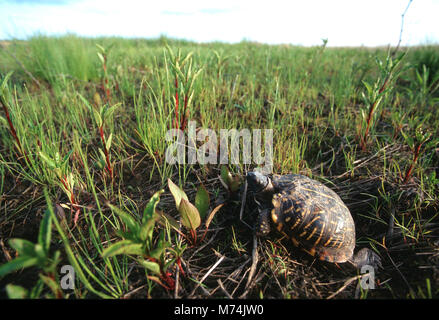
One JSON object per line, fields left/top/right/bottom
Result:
{"left": 0, "top": 0, "right": 438, "bottom": 47}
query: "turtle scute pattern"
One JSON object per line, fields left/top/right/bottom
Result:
{"left": 269, "top": 174, "right": 356, "bottom": 263}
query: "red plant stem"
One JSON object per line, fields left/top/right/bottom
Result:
{"left": 200, "top": 228, "right": 208, "bottom": 243}
{"left": 99, "top": 126, "right": 113, "bottom": 178}
{"left": 60, "top": 175, "right": 80, "bottom": 218}
{"left": 189, "top": 229, "right": 197, "bottom": 246}
{"left": 180, "top": 93, "right": 189, "bottom": 131}
{"left": 105, "top": 79, "right": 110, "bottom": 103}
{"left": 176, "top": 257, "right": 185, "bottom": 277}
{"left": 361, "top": 77, "right": 390, "bottom": 150}
{"left": 161, "top": 271, "right": 175, "bottom": 291}
{"left": 174, "top": 75, "right": 179, "bottom": 130}
{"left": 61, "top": 175, "right": 81, "bottom": 225}
{"left": 403, "top": 143, "right": 422, "bottom": 184}
{"left": 146, "top": 256, "right": 176, "bottom": 290}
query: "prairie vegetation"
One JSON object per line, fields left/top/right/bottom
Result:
{"left": 0, "top": 35, "right": 438, "bottom": 298}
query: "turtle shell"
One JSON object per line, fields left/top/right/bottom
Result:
{"left": 269, "top": 174, "right": 356, "bottom": 263}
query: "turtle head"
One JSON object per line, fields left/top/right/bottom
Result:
{"left": 246, "top": 171, "right": 273, "bottom": 194}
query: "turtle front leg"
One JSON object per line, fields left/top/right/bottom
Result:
{"left": 255, "top": 208, "right": 272, "bottom": 236}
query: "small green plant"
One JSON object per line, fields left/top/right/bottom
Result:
{"left": 220, "top": 165, "right": 242, "bottom": 193}
{"left": 413, "top": 64, "right": 439, "bottom": 107}
{"left": 390, "top": 109, "right": 406, "bottom": 139}
{"left": 359, "top": 52, "right": 406, "bottom": 151}
{"left": 0, "top": 209, "right": 64, "bottom": 298}
{"left": 102, "top": 190, "right": 180, "bottom": 290}
{"left": 166, "top": 45, "right": 203, "bottom": 131}
{"left": 39, "top": 150, "right": 81, "bottom": 225}
{"left": 79, "top": 94, "right": 119, "bottom": 179}
{"left": 401, "top": 124, "right": 435, "bottom": 184}
{"left": 168, "top": 179, "right": 224, "bottom": 246}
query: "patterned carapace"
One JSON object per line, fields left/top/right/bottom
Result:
{"left": 248, "top": 173, "right": 356, "bottom": 263}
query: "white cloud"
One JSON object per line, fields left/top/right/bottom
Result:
{"left": 0, "top": 0, "right": 438, "bottom": 46}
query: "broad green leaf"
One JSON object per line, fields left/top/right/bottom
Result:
{"left": 8, "top": 238, "right": 36, "bottom": 257}
{"left": 38, "top": 209, "right": 52, "bottom": 254}
{"left": 0, "top": 256, "right": 39, "bottom": 277}
{"left": 142, "top": 189, "right": 164, "bottom": 225}
{"left": 138, "top": 260, "right": 161, "bottom": 275}
{"left": 102, "top": 240, "right": 144, "bottom": 258}
{"left": 195, "top": 184, "right": 210, "bottom": 219}
{"left": 168, "top": 179, "right": 188, "bottom": 210}
{"left": 179, "top": 199, "right": 201, "bottom": 230}
{"left": 140, "top": 190, "right": 164, "bottom": 241}
{"left": 115, "top": 230, "right": 137, "bottom": 241}
{"left": 6, "top": 284, "right": 29, "bottom": 299}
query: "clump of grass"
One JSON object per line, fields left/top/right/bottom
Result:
{"left": 411, "top": 45, "right": 439, "bottom": 90}
{"left": 359, "top": 51, "right": 406, "bottom": 151}
{"left": 166, "top": 45, "right": 203, "bottom": 131}
{"left": 0, "top": 72, "right": 28, "bottom": 163}
{"left": 401, "top": 123, "right": 435, "bottom": 184}
{"left": 79, "top": 94, "right": 119, "bottom": 180}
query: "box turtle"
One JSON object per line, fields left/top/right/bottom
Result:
{"left": 246, "top": 171, "right": 381, "bottom": 269}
